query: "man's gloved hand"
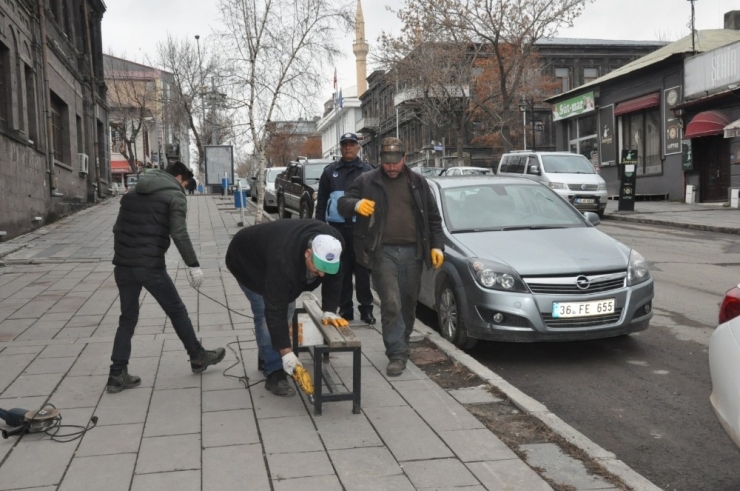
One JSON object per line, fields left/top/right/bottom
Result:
{"left": 322, "top": 312, "right": 349, "bottom": 327}
{"left": 355, "top": 199, "right": 375, "bottom": 217}
{"left": 282, "top": 351, "right": 302, "bottom": 375}
{"left": 187, "top": 267, "right": 203, "bottom": 288}
{"left": 431, "top": 248, "right": 444, "bottom": 269}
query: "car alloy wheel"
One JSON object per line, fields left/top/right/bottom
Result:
{"left": 437, "top": 279, "right": 477, "bottom": 350}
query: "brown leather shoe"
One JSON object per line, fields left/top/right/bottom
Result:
{"left": 386, "top": 359, "right": 406, "bottom": 377}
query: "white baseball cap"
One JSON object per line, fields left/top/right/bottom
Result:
{"left": 312, "top": 234, "right": 342, "bottom": 274}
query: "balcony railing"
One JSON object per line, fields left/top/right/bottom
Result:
{"left": 357, "top": 117, "right": 380, "bottom": 133}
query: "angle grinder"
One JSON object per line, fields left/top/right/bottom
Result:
{"left": 0, "top": 406, "right": 61, "bottom": 439}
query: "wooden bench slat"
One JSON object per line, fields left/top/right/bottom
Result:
{"left": 303, "top": 299, "right": 362, "bottom": 348}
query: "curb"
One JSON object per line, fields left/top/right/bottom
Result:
{"left": 412, "top": 321, "right": 661, "bottom": 491}
{"left": 603, "top": 213, "right": 740, "bottom": 235}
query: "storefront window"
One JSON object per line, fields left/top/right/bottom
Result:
{"left": 620, "top": 107, "right": 661, "bottom": 176}
{"left": 568, "top": 114, "right": 597, "bottom": 163}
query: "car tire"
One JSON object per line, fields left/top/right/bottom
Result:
{"left": 436, "top": 279, "right": 477, "bottom": 350}
{"left": 277, "top": 196, "right": 291, "bottom": 219}
{"left": 299, "top": 200, "right": 310, "bottom": 219}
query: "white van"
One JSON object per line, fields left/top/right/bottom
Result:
{"left": 497, "top": 151, "right": 607, "bottom": 217}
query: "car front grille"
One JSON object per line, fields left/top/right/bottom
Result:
{"left": 525, "top": 272, "right": 626, "bottom": 295}
{"left": 568, "top": 183, "right": 599, "bottom": 191}
{"left": 542, "top": 308, "right": 623, "bottom": 328}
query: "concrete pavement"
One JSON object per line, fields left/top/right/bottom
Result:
{"left": 0, "top": 194, "right": 717, "bottom": 490}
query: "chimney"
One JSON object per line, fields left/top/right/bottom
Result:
{"left": 725, "top": 11, "right": 740, "bottom": 30}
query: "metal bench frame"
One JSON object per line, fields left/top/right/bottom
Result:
{"left": 291, "top": 306, "right": 362, "bottom": 415}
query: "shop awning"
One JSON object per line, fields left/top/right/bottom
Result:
{"left": 614, "top": 92, "right": 660, "bottom": 116}
{"left": 111, "top": 158, "right": 132, "bottom": 174}
{"left": 684, "top": 111, "right": 732, "bottom": 139}
{"left": 725, "top": 118, "right": 740, "bottom": 139}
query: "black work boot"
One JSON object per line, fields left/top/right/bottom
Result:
{"left": 190, "top": 347, "right": 226, "bottom": 373}
{"left": 107, "top": 370, "right": 141, "bottom": 393}
{"left": 386, "top": 358, "right": 407, "bottom": 377}
{"left": 359, "top": 307, "right": 376, "bottom": 325}
{"left": 265, "top": 371, "right": 296, "bottom": 397}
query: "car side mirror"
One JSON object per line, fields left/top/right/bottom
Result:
{"left": 582, "top": 211, "right": 600, "bottom": 226}
{"left": 528, "top": 165, "right": 540, "bottom": 175}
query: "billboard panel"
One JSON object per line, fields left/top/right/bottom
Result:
{"left": 205, "top": 146, "right": 234, "bottom": 186}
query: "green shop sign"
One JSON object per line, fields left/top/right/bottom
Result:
{"left": 552, "top": 91, "right": 596, "bottom": 121}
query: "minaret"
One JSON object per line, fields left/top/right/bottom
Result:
{"left": 353, "top": 0, "right": 369, "bottom": 96}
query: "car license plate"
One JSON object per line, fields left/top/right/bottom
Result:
{"left": 552, "top": 299, "right": 614, "bottom": 318}
{"left": 575, "top": 198, "right": 594, "bottom": 204}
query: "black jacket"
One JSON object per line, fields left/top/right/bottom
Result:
{"left": 225, "top": 219, "right": 344, "bottom": 351}
{"left": 337, "top": 166, "right": 444, "bottom": 269}
{"left": 315, "top": 157, "right": 374, "bottom": 224}
{"left": 113, "top": 170, "right": 199, "bottom": 269}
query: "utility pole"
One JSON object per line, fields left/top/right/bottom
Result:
{"left": 688, "top": 0, "right": 697, "bottom": 53}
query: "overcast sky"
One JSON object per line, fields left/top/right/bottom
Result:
{"left": 102, "top": 0, "right": 737, "bottom": 118}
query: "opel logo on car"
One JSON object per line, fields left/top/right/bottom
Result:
{"left": 575, "top": 276, "right": 590, "bottom": 290}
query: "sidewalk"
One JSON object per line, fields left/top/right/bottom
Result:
{"left": 0, "top": 194, "right": 673, "bottom": 491}
{"left": 603, "top": 198, "right": 740, "bottom": 234}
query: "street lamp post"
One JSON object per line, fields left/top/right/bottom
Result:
{"left": 519, "top": 96, "right": 537, "bottom": 152}
{"left": 195, "top": 35, "right": 206, "bottom": 166}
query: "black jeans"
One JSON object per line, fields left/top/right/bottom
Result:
{"left": 111, "top": 266, "right": 203, "bottom": 373}
{"left": 332, "top": 224, "right": 373, "bottom": 319}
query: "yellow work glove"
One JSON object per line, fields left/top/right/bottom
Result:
{"left": 431, "top": 248, "right": 444, "bottom": 269}
{"left": 355, "top": 199, "right": 375, "bottom": 217}
{"left": 322, "top": 312, "right": 349, "bottom": 327}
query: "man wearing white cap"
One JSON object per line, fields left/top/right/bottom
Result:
{"left": 226, "top": 220, "right": 347, "bottom": 396}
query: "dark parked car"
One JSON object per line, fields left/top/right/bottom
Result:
{"left": 417, "top": 175, "right": 654, "bottom": 348}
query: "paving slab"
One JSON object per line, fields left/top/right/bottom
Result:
{"left": 266, "top": 450, "right": 335, "bottom": 480}
{"left": 1, "top": 372, "right": 64, "bottom": 398}
{"left": 143, "top": 387, "right": 200, "bottom": 437}
{"left": 364, "top": 405, "right": 453, "bottom": 461}
{"left": 329, "top": 446, "right": 411, "bottom": 490}
{"left": 259, "top": 415, "right": 324, "bottom": 454}
{"left": 131, "top": 469, "right": 201, "bottom": 491}
{"left": 467, "top": 460, "right": 552, "bottom": 491}
{"left": 309, "top": 403, "right": 383, "bottom": 450}
{"left": 135, "top": 433, "right": 201, "bottom": 474}
{"left": 521, "top": 442, "right": 616, "bottom": 490}
{"left": 402, "top": 458, "right": 481, "bottom": 488}
{"left": 202, "top": 409, "right": 259, "bottom": 447}
{"left": 76, "top": 422, "right": 144, "bottom": 457}
{"left": 94, "top": 387, "right": 152, "bottom": 426}
{"left": 202, "top": 443, "right": 271, "bottom": 491}
{"left": 50, "top": 374, "right": 106, "bottom": 409}
{"left": 58, "top": 453, "right": 137, "bottom": 491}
{"left": 202, "top": 388, "right": 252, "bottom": 411}
{"left": 392, "top": 379, "right": 485, "bottom": 431}
{"left": 0, "top": 440, "right": 78, "bottom": 489}
{"left": 272, "top": 475, "right": 344, "bottom": 491}
{"left": 23, "top": 356, "right": 77, "bottom": 375}
{"left": 439, "top": 428, "right": 518, "bottom": 463}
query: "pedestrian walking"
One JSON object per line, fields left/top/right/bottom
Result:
{"left": 316, "top": 132, "right": 376, "bottom": 324}
{"left": 225, "top": 219, "right": 348, "bottom": 396}
{"left": 338, "top": 137, "right": 444, "bottom": 376}
{"left": 108, "top": 162, "right": 225, "bottom": 394}
{"left": 187, "top": 177, "right": 197, "bottom": 195}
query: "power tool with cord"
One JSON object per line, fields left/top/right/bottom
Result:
{"left": 0, "top": 406, "right": 61, "bottom": 439}
{"left": 293, "top": 365, "right": 315, "bottom": 404}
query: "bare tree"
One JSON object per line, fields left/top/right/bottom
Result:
{"left": 216, "top": 0, "right": 353, "bottom": 221}
{"left": 378, "top": 0, "right": 592, "bottom": 156}
{"left": 153, "top": 34, "right": 231, "bottom": 174}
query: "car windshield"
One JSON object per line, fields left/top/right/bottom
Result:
{"left": 415, "top": 167, "right": 445, "bottom": 177}
{"left": 441, "top": 183, "right": 586, "bottom": 232}
{"left": 305, "top": 163, "right": 329, "bottom": 180}
{"left": 266, "top": 169, "right": 282, "bottom": 182}
{"left": 463, "top": 168, "right": 492, "bottom": 175}
{"left": 540, "top": 155, "right": 596, "bottom": 174}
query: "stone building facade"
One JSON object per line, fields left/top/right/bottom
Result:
{"left": 0, "top": 0, "right": 108, "bottom": 239}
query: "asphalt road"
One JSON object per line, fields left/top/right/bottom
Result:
{"left": 416, "top": 220, "right": 740, "bottom": 491}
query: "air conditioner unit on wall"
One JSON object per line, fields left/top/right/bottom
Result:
{"left": 78, "top": 153, "right": 89, "bottom": 175}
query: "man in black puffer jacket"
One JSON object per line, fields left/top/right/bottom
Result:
{"left": 108, "top": 162, "right": 225, "bottom": 394}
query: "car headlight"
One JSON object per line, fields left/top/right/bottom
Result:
{"left": 597, "top": 182, "right": 607, "bottom": 191}
{"left": 467, "top": 259, "right": 528, "bottom": 292}
{"left": 548, "top": 182, "right": 567, "bottom": 190}
{"left": 627, "top": 249, "right": 650, "bottom": 285}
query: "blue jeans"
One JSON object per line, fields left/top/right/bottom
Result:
{"left": 239, "top": 283, "right": 295, "bottom": 376}
{"left": 112, "top": 266, "right": 203, "bottom": 373}
{"left": 372, "top": 245, "right": 423, "bottom": 361}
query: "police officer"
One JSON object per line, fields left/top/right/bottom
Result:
{"left": 315, "top": 132, "right": 376, "bottom": 324}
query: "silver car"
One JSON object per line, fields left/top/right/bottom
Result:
{"left": 262, "top": 166, "right": 286, "bottom": 210}
{"left": 417, "top": 176, "right": 654, "bottom": 348}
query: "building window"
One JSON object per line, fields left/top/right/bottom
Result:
{"left": 583, "top": 68, "right": 599, "bottom": 85}
{"left": 76, "top": 115, "right": 83, "bottom": 153}
{"left": 567, "top": 113, "right": 598, "bottom": 164}
{"left": 50, "top": 91, "right": 69, "bottom": 164}
{"left": 555, "top": 68, "right": 570, "bottom": 94}
{"left": 619, "top": 108, "right": 661, "bottom": 176}
{"left": 0, "top": 43, "right": 9, "bottom": 129}
{"left": 25, "top": 65, "right": 37, "bottom": 143}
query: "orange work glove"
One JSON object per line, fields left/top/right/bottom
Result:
{"left": 431, "top": 248, "right": 444, "bottom": 269}
{"left": 355, "top": 199, "right": 375, "bottom": 217}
